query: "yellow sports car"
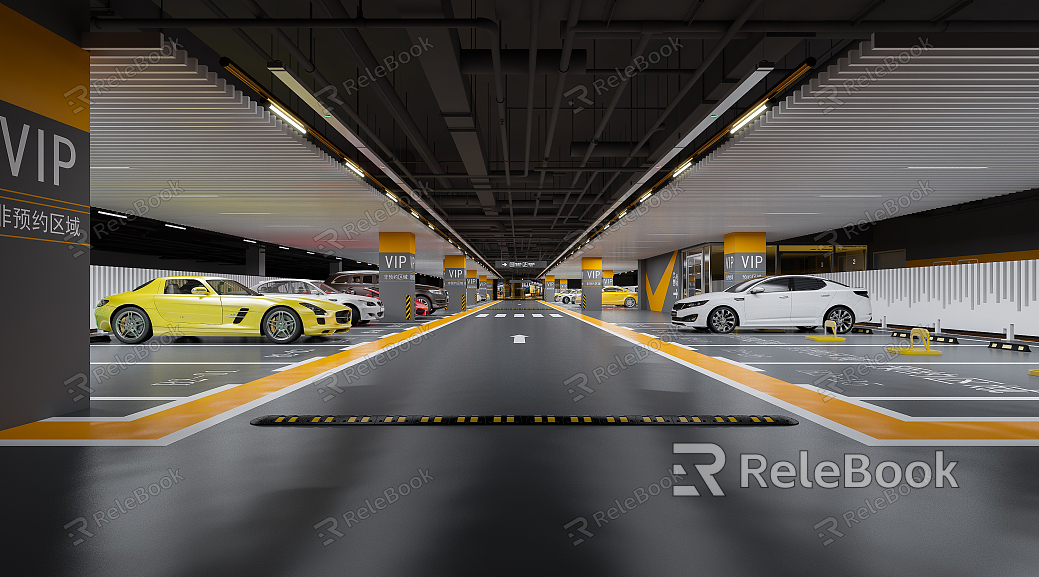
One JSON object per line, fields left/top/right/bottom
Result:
{"left": 602, "top": 286, "right": 639, "bottom": 308}
{"left": 95, "top": 276, "right": 352, "bottom": 344}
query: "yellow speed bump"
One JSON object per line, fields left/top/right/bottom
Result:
{"left": 806, "top": 320, "right": 845, "bottom": 342}
{"left": 886, "top": 327, "right": 941, "bottom": 356}
{"left": 1030, "top": 370, "right": 1039, "bottom": 377}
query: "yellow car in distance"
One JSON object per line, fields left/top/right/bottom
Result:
{"left": 602, "top": 286, "right": 639, "bottom": 308}
{"left": 95, "top": 276, "right": 352, "bottom": 344}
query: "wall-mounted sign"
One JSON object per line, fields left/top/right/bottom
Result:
{"left": 495, "top": 260, "right": 547, "bottom": 269}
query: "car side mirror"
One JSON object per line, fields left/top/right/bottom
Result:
{"left": 749, "top": 287, "right": 764, "bottom": 294}
{"left": 191, "top": 287, "right": 210, "bottom": 296}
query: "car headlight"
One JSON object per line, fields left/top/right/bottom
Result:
{"left": 299, "top": 302, "right": 327, "bottom": 315}
{"left": 430, "top": 289, "right": 442, "bottom": 294}
{"left": 682, "top": 300, "right": 708, "bottom": 308}
{"left": 96, "top": 299, "right": 109, "bottom": 308}
{"left": 364, "top": 300, "right": 377, "bottom": 306}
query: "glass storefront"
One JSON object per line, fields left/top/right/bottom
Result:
{"left": 677, "top": 242, "right": 864, "bottom": 297}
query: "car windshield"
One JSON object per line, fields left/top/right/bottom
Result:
{"left": 208, "top": 279, "right": 259, "bottom": 296}
{"left": 724, "top": 277, "right": 767, "bottom": 293}
{"left": 314, "top": 282, "right": 340, "bottom": 294}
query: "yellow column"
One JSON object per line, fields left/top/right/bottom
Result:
{"left": 723, "top": 232, "right": 767, "bottom": 289}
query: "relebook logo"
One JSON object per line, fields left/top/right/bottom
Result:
{"left": 672, "top": 444, "right": 959, "bottom": 496}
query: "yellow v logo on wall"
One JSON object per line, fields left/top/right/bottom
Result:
{"left": 644, "top": 251, "right": 677, "bottom": 311}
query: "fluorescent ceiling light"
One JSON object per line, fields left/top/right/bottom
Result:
{"left": 428, "top": 224, "right": 435, "bottom": 230}
{"left": 268, "top": 101, "right": 307, "bottom": 134}
{"left": 221, "top": 212, "right": 271, "bottom": 215}
{"left": 164, "top": 224, "right": 186, "bottom": 230}
{"left": 278, "top": 246, "right": 290, "bottom": 250}
{"left": 411, "top": 211, "right": 420, "bottom": 218}
{"left": 242, "top": 239, "right": 257, "bottom": 243}
{"left": 729, "top": 103, "right": 769, "bottom": 134}
{"left": 819, "top": 195, "right": 881, "bottom": 198}
{"left": 346, "top": 162, "right": 365, "bottom": 177}
{"left": 638, "top": 192, "right": 652, "bottom": 203}
{"left": 386, "top": 193, "right": 398, "bottom": 202}
{"left": 306, "top": 251, "right": 315, "bottom": 254}
{"left": 906, "top": 166, "right": 987, "bottom": 170}
{"left": 674, "top": 161, "right": 692, "bottom": 176}
{"left": 97, "top": 210, "right": 128, "bottom": 218}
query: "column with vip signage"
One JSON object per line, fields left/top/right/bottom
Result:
{"left": 380, "top": 232, "right": 416, "bottom": 322}
{"left": 466, "top": 270, "right": 478, "bottom": 310}
{"left": 478, "top": 274, "right": 487, "bottom": 302}
{"left": 723, "top": 232, "right": 767, "bottom": 289}
{"left": 581, "top": 257, "right": 603, "bottom": 313}
{"left": 0, "top": 4, "right": 91, "bottom": 429}
{"left": 443, "top": 254, "right": 466, "bottom": 312}
{"left": 603, "top": 270, "right": 614, "bottom": 286}
{"left": 544, "top": 275, "right": 556, "bottom": 301}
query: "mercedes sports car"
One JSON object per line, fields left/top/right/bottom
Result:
{"left": 602, "top": 286, "right": 639, "bottom": 308}
{"left": 252, "top": 279, "right": 383, "bottom": 326}
{"left": 95, "top": 276, "right": 352, "bottom": 344}
{"left": 671, "top": 275, "right": 871, "bottom": 334}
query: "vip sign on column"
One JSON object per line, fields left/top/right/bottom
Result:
{"left": 581, "top": 257, "right": 603, "bottom": 311}
{"left": 723, "top": 232, "right": 766, "bottom": 289}
{"left": 443, "top": 255, "right": 466, "bottom": 313}
{"left": 465, "top": 270, "right": 478, "bottom": 310}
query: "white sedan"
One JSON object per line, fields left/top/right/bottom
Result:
{"left": 671, "top": 275, "right": 871, "bottom": 334}
{"left": 556, "top": 290, "right": 580, "bottom": 304}
{"left": 252, "top": 279, "right": 384, "bottom": 326}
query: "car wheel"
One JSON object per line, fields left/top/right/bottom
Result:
{"left": 346, "top": 305, "right": 361, "bottom": 326}
{"left": 825, "top": 306, "right": 855, "bottom": 334}
{"left": 112, "top": 306, "right": 152, "bottom": 344}
{"left": 624, "top": 297, "right": 636, "bottom": 308}
{"left": 415, "top": 295, "right": 432, "bottom": 313}
{"left": 261, "top": 307, "right": 303, "bottom": 344}
{"left": 707, "top": 306, "right": 738, "bottom": 334}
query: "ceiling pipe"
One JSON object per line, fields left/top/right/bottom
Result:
{"left": 91, "top": 14, "right": 513, "bottom": 188}
{"left": 539, "top": 0, "right": 584, "bottom": 189}
{"left": 554, "top": 32, "right": 654, "bottom": 228}
{"left": 545, "top": 0, "right": 765, "bottom": 273}
{"left": 522, "top": 0, "right": 540, "bottom": 178}
{"left": 565, "top": 19, "right": 1039, "bottom": 36}
{"left": 309, "top": 0, "right": 451, "bottom": 191}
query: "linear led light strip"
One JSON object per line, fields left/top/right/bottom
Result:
{"left": 542, "top": 59, "right": 815, "bottom": 277}
{"left": 222, "top": 59, "right": 498, "bottom": 278}
{"left": 263, "top": 61, "right": 500, "bottom": 279}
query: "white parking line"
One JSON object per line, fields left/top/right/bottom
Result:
{"left": 44, "top": 384, "right": 245, "bottom": 422}
{"left": 515, "top": 314, "right": 524, "bottom": 317}
{"left": 550, "top": 314, "right": 563, "bottom": 317}
{"left": 271, "top": 357, "right": 326, "bottom": 372}
{"left": 476, "top": 314, "right": 489, "bottom": 317}
{"left": 711, "top": 356, "right": 765, "bottom": 372}
{"left": 532, "top": 314, "right": 544, "bottom": 317}
{"left": 495, "top": 314, "right": 506, "bottom": 318}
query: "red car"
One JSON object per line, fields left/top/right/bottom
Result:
{"left": 415, "top": 299, "right": 430, "bottom": 316}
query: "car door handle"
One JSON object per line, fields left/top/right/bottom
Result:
{"left": 820, "top": 294, "right": 831, "bottom": 297}
{"left": 779, "top": 295, "right": 789, "bottom": 299}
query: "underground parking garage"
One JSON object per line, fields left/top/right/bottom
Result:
{"left": 3, "top": 0, "right": 1039, "bottom": 574}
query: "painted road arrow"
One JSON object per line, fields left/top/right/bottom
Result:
{"left": 512, "top": 334, "right": 528, "bottom": 344}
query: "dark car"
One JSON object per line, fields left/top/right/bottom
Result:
{"left": 326, "top": 270, "right": 448, "bottom": 313}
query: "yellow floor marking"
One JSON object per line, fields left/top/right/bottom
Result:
{"left": 0, "top": 301, "right": 498, "bottom": 441}
{"left": 542, "top": 301, "right": 1039, "bottom": 442}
